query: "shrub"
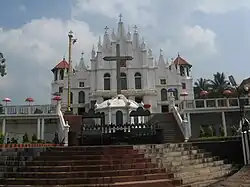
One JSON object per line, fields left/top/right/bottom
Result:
{"left": 200, "top": 126, "right": 205, "bottom": 137}
{"left": 31, "top": 134, "right": 37, "bottom": 143}
{"left": 10, "top": 137, "right": 18, "bottom": 144}
{"left": 22, "top": 133, "right": 29, "bottom": 143}
{"left": 0, "top": 133, "right": 5, "bottom": 144}
{"left": 219, "top": 125, "right": 225, "bottom": 136}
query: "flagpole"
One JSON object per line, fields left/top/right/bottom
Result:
{"left": 67, "top": 31, "right": 73, "bottom": 112}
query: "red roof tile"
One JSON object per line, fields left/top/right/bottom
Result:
{"left": 51, "top": 58, "right": 69, "bottom": 72}
{"left": 173, "top": 55, "right": 192, "bottom": 67}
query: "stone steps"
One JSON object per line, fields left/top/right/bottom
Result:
{"left": 1, "top": 146, "right": 182, "bottom": 186}
{"left": 133, "top": 143, "right": 237, "bottom": 187}
{"left": 17, "top": 162, "right": 158, "bottom": 172}
{"left": 0, "top": 179, "right": 183, "bottom": 187}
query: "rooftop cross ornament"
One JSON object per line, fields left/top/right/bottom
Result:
{"left": 104, "top": 26, "right": 109, "bottom": 34}
{"left": 133, "top": 25, "right": 138, "bottom": 33}
{"left": 103, "top": 44, "right": 133, "bottom": 95}
{"left": 119, "top": 13, "right": 122, "bottom": 22}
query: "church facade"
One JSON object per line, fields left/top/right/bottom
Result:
{"left": 51, "top": 17, "right": 194, "bottom": 114}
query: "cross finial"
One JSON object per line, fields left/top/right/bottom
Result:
{"left": 104, "top": 26, "right": 109, "bottom": 34}
{"left": 81, "top": 52, "right": 84, "bottom": 58}
{"left": 119, "top": 13, "right": 122, "bottom": 22}
{"left": 160, "top": 49, "right": 163, "bottom": 55}
{"left": 133, "top": 25, "right": 138, "bottom": 33}
{"left": 178, "top": 52, "right": 180, "bottom": 57}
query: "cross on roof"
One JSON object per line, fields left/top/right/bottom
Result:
{"left": 133, "top": 25, "right": 138, "bottom": 33}
{"left": 104, "top": 26, "right": 109, "bottom": 33}
{"left": 119, "top": 13, "right": 122, "bottom": 22}
{"left": 81, "top": 52, "right": 84, "bottom": 58}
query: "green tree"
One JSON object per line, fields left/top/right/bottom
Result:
{"left": 209, "top": 72, "right": 230, "bottom": 97}
{"left": 194, "top": 78, "right": 209, "bottom": 98}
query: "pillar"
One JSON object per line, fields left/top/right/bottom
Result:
{"left": 131, "top": 117, "right": 134, "bottom": 124}
{"left": 221, "top": 111, "right": 227, "bottom": 137}
{"left": 108, "top": 108, "right": 112, "bottom": 124}
{"left": 41, "top": 118, "right": 45, "bottom": 140}
{"left": 2, "top": 119, "right": 6, "bottom": 135}
{"left": 186, "top": 113, "right": 192, "bottom": 138}
{"left": 37, "top": 118, "right": 41, "bottom": 140}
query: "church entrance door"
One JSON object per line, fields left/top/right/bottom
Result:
{"left": 116, "top": 110, "right": 123, "bottom": 125}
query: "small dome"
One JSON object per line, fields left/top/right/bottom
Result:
{"left": 95, "top": 94, "right": 139, "bottom": 110}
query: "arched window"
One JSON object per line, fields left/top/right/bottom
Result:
{"left": 70, "top": 92, "right": 73, "bottom": 104}
{"left": 78, "top": 91, "right": 85, "bottom": 104}
{"left": 173, "top": 89, "right": 178, "bottom": 100}
{"left": 59, "top": 69, "right": 64, "bottom": 80}
{"left": 121, "top": 72, "right": 127, "bottom": 90}
{"left": 116, "top": 110, "right": 123, "bottom": 125}
{"left": 104, "top": 73, "right": 111, "bottom": 90}
{"left": 134, "top": 72, "right": 142, "bottom": 89}
{"left": 161, "top": 88, "right": 168, "bottom": 101}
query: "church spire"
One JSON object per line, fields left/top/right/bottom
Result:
{"left": 103, "top": 26, "right": 111, "bottom": 50}
{"left": 117, "top": 13, "right": 126, "bottom": 41}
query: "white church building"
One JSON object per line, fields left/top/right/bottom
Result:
{"left": 51, "top": 17, "right": 194, "bottom": 115}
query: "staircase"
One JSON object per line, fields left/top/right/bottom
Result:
{"left": 134, "top": 144, "right": 238, "bottom": 187}
{"left": 0, "top": 146, "right": 186, "bottom": 187}
{"left": 149, "top": 113, "right": 184, "bottom": 142}
{"left": 210, "top": 166, "right": 250, "bottom": 187}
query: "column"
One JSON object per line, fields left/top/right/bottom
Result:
{"left": 187, "top": 113, "right": 192, "bottom": 138}
{"left": 131, "top": 117, "right": 134, "bottom": 124}
{"left": 2, "top": 119, "right": 6, "bottom": 135}
{"left": 138, "top": 116, "right": 141, "bottom": 123}
{"left": 40, "top": 118, "right": 45, "bottom": 140}
{"left": 108, "top": 108, "right": 112, "bottom": 124}
{"left": 221, "top": 111, "right": 227, "bottom": 137}
{"left": 37, "top": 118, "right": 41, "bottom": 140}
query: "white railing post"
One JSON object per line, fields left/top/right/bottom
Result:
{"left": 183, "top": 118, "right": 189, "bottom": 142}
{"left": 64, "top": 121, "right": 69, "bottom": 147}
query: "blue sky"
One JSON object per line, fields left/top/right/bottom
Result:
{"left": 0, "top": 0, "right": 250, "bottom": 104}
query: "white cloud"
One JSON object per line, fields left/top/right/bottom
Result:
{"left": 0, "top": 18, "right": 98, "bottom": 104}
{"left": 196, "top": 0, "right": 250, "bottom": 14}
{"left": 1, "top": 0, "right": 249, "bottom": 103}
{"left": 18, "top": 5, "right": 26, "bottom": 12}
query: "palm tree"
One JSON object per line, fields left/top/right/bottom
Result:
{"left": 209, "top": 72, "right": 230, "bottom": 93}
{"left": 194, "top": 78, "right": 209, "bottom": 98}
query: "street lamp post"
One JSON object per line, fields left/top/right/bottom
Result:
{"left": 229, "top": 75, "right": 250, "bottom": 165}
{"left": 66, "top": 31, "right": 77, "bottom": 113}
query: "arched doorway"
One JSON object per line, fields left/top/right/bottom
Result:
{"left": 116, "top": 110, "right": 123, "bottom": 125}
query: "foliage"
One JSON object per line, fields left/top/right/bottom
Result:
{"left": 31, "top": 134, "right": 37, "bottom": 143}
{"left": 199, "top": 126, "right": 205, "bottom": 137}
{"left": 10, "top": 137, "right": 18, "bottom": 144}
{"left": 219, "top": 125, "right": 225, "bottom": 137}
{"left": 0, "top": 104, "right": 3, "bottom": 114}
{"left": 0, "top": 133, "right": 5, "bottom": 144}
{"left": 199, "top": 125, "right": 214, "bottom": 137}
{"left": 22, "top": 133, "right": 29, "bottom": 143}
{"left": 230, "top": 125, "right": 238, "bottom": 136}
{"left": 53, "top": 132, "right": 59, "bottom": 144}
{"left": 194, "top": 72, "right": 232, "bottom": 98}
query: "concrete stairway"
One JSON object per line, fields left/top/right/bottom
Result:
{"left": 149, "top": 113, "right": 184, "bottom": 142}
{"left": 134, "top": 143, "right": 238, "bottom": 187}
{"left": 210, "top": 166, "right": 250, "bottom": 187}
{"left": 0, "top": 146, "right": 185, "bottom": 187}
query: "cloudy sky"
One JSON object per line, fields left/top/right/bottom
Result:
{"left": 0, "top": 0, "right": 249, "bottom": 104}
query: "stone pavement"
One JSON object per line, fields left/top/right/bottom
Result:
{"left": 210, "top": 166, "right": 250, "bottom": 187}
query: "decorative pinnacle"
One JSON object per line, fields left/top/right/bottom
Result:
{"left": 68, "top": 30, "right": 73, "bottom": 38}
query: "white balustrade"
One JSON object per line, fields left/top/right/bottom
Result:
{"left": 1, "top": 104, "right": 57, "bottom": 115}
{"left": 179, "top": 97, "right": 249, "bottom": 110}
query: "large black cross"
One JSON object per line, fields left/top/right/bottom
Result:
{"left": 103, "top": 44, "right": 133, "bottom": 95}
